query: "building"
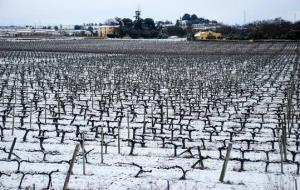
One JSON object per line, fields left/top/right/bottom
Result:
{"left": 191, "top": 24, "right": 218, "bottom": 33}
{"left": 98, "top": 25, "right": 119, "bottom": 38}
{"left": 178, "top": 20, "right": 189, "bottom": 29}
{"left": 194, "top": 31, "right": 222, "bottom": 40}
{"left": 178, "top": 19, "right": 220, "bottom": 32}
{"left": 14, "top": 29, "right": 61, "bottom": 37}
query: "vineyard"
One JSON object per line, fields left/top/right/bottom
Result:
{"left": 0, "top": 39, "right": 299, "bottom": 189}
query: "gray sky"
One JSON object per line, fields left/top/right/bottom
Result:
{"left": 0, "top": 0, "right": 299, "bottom": 26}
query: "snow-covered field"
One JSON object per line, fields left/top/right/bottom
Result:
{"left": 0, "top": 41, "right": 299, "bottom": 189}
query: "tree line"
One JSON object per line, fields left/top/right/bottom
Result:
{"left": 216, "top": 18, "right": 300, "bottom": 40}
{"left": 69, "top": 14, "right": 300, "bottom": 40}
{"left": 111, "top": 13, "right": 219, "bottom": 39}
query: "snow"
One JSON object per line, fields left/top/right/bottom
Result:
{"left": 0, "top": 41, "right": 299, "bottom": 190}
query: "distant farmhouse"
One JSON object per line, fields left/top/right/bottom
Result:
{"left": 160, "top": 14, "right": 223, "bottom": 40}
{"left": 97, "top": 18, "right": 120, "bottom": 38}
{"left": 178, "top": 15, "right": 220, "bottom": 31}
{"left": 14, "top": 29, "right": 61, "bottom": 37}
{"left": 194, "top": 31, "right": 222, "bottom": 40}
{"left": 191, "top": 23, "right": 219, "bottom": 33}
{"left": 0, "top": 26, "right": 61, "bottom": 37}
{"left": 98, "top": 25, "right": 119, "bottom": 38}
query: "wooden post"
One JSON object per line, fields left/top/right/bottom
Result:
{"left": 63, "top": 144, "right": 80, "bottom": 190}
{"left": 165, "top": 98, "right": 169, "bottom": 123}
{"left": 151, "top": 105, "right": 154, "bottom": 127}
{"left": 284, "top": 84, "right": 291, "bottom": 161}
{"left": 12, "top": 85, "right": 16, "bottom": 136}
{"left": 127, "top": 112, "right": 130, "bottom": 146}
{"left": 277, "top": 128, "right": 284, "bottom": 174}
{"left": 30, "top": 101, "right": 32, "bottom": 129}
{"left": 44, "top": 94, "right": 47, "bottom": 124}
{"left": 219, "top": 142, "right": 232, "bottom": 182}
{"left": 167, "top": 180, "right": 170, "bottom": 190}
{"left": 81, "top": 133, "right": 86, "bottom": 175}
{"left": 101, "top": 126, "right": 104, "bottom": 164}
{"left": 8, "top": 137, "right": 17, "bottom": 159}
{"left": 26, "top": 84, "right": 29, "bottom": 103}
{"left": 197, "top": 146, "right": 204, "bottom": 169}
{"left": 2, "top": 90, "right": 4, "bottom": 106}
{"left": 12, "top": 102, "right": 15, "bottom": 136}
{"left": 57, "top": 96, "right": 60, "bottom": 117}
{"left": 91, "top": 93, "right": 94, "bottom": 109}
{"left": 160, "top": 102, "right": 163, "bottom": 123}
{"left": 143, "top": 106, "right": 146, "bottom": 134}
{"left": 118, "top": 121, "right": 121, "bottom": 154}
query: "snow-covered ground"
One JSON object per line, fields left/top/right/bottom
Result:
{"left": 0, "top": 41, "right": 299, "bottom": 190}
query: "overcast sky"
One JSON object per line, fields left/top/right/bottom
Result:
{"left": 0, "top": 0, "right": 299, "bottom": 26}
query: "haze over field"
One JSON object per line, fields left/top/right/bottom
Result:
{"left": 0, "top": 0, "right": 299, "bottom": 26}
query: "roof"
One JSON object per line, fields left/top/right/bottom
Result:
{"left": 194, "top": 31, "right": 221, "bottom": 37}
{"left": 99, "top": 25, "right": 120, "bottom": 28}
